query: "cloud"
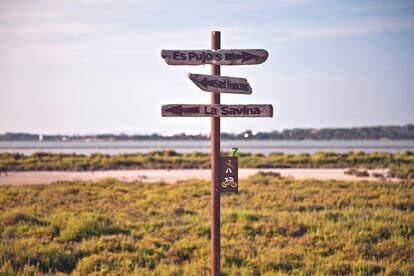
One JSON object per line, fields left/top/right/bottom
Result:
{"left": 0, "top": 23, "right": 103, "bottom": 36}
{"left": 2, "top": 15, "right": 413, "bottom": 67}
{"left": 0, "top": 27, "right": 216, "bottom": 66}
{"left": 0, "top": 0, "right": 413, "bottom": 67}
{"left": 290, "top": 17, "right": 414, "bottom": 39}
{"left": 343, "top": 1, "right": 414, "bottom": 13}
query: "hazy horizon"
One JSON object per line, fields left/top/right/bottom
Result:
{"left": 0, "top": 123, "right": 412, "bottom": 137}
{"left": 1, "top": 0, "right": 413, "bottom": 135}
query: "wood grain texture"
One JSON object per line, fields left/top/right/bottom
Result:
{"left": 161, "top": 49, "right": 268, "bottom": 65}
{"left": 188, "top": 73, "right": 252, "bottom": 94}
{"left": 161, "top": 104, "right": 273, "bottom": 117}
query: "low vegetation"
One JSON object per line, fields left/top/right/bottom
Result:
{"left": 388, "top": 164, "right": 414, "bottom": 180}
{"left": 0, "top": 174, "right": 413, "bottom": 274}
{"left": 1, "top": 150, "right": 413, "bottom": 171}
{"left": 344, "top": 168, "right": 370, "bottom": 177}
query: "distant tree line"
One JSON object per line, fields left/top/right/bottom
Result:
{"left": 231, "top": 124, "right": 414, "bottom": 140}
{"left": 1, "top": 124, "right": 413, "bottom": 141}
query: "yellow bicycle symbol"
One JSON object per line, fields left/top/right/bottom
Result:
{"left": 221, "top": 177, "right": 237, "bottom": 188}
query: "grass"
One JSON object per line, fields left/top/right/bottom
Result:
{"left": 0, "top": 174, "right": 413, "bottom": 275}
{"left": 1, "top": 150, "right": 414, "bottom": 171}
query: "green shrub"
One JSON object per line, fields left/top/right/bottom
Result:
{"left": 1, "top": 211, "right": 48, "bottom": 227}
{"left": 3, "top": 238, "right": 76, "bottom": 273}
{"left": 73, "top": 252, "right": 137, "bottom": 274}
{"left": 1, "top": 151, "right": 413, "bottom": 171}
{"left": 388, "top": 164, "right": 414, "bottom": 179}
{"left": 79, "top": 234, "right": 137, "bottom": 256}
{"left": 344, "top": 168, "right": 369, "bottom": 177}
{"left": 57, "top": 213, "right": 129, "bottom": 242}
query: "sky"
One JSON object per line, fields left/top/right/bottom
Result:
{"left": 0, "top": 0, "right": 413, "bottom": 135}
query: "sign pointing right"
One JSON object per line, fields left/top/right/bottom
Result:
{"left": 161, "top": 49, "right": 268, "bottom": 65}
{"left": 188, "top": 73, "right": 252, "bottom": 94}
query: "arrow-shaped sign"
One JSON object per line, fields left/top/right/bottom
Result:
{"left": 162, "top": 104, "right": 273, "bottom": 117}
{"left": 224, "top": 51, "right": 258, "bottom": 62}
{"left": 200, "top": 77, "right": 215, "bottom": 89}
{"left": 161, "top": 49, "right": 268, "bottom": 66}
{"left": 188, "top": 73, "right": 252, "bottom": 94}
{"left": 164, "top": 105, "right": 200, "bottom": 116}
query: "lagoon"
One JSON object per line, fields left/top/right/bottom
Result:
{"left": 0, "top": 140, "right": 413, "bottom": 155}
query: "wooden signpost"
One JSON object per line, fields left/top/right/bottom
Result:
{"left": 188, "top": 73, "right": 252, "bottom": 94}
{"left": 161, "top": 31, "right": 273, "bottom": 276}
{"left": 162, "top": 104, "right": 273, "bottom": 117}
{"left": 161, "top": 49, "right": 268, "bottom": 65}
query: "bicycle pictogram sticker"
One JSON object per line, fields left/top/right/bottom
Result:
{"left": 219, "top": 156, "right": 238, "bottom": 193}
{"left": 221, "top": 177, "right": 237, "bottom": 188}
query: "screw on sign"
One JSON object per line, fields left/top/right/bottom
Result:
{"left": 219, "top": 156, "right": 238, "bottom": 193}
{"left": 160, "top": 31, "right": 272, "bottom": 276}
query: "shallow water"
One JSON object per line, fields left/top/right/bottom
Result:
{"left": 1, "top": 140, "right": 413, "bottom": 155}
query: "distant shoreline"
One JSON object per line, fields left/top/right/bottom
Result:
{"left": 1, "top": 124, "right": 413, "bottom": 141}
{"left": 1, "top": 140, "right": 413, "bottom": 155}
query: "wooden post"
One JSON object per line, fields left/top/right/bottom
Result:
{"left": 211, "top": 30, "right": 221, "bottom": 276}
{"left": 160, "top": 31, "right": 272, "bottom": 276}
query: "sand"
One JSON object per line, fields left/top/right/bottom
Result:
{"left": 0, "top": 168, "right": 389, "bottom": 186}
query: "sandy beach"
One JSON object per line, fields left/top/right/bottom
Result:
{"left": 0, "top": 168, "right": 389, "bottom": 186}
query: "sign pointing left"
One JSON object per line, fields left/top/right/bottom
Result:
{"left": 188, "top": 73, "right": 252, "bottom": 94}
{"left": 163, "top": 105, "right": 200, "bottom": 116}
{"left": 162, "top": 104, "right": 273, "bottom": 117}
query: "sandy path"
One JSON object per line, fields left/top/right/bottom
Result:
{"left": 0, "top": 168, "right": 389, "bottom": 186}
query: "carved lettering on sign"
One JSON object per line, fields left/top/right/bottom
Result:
{"left": 188, "top": 73, "right": 252, "bottom": 94}
{"left": 161, "top": 104, "right": 273, "bottom": 117}
{"left": 161, "top": 49, "right": 268, "bottom": 65}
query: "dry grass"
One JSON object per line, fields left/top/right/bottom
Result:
{"left": 0, "top": 174, "right": 413, "bottom": 275}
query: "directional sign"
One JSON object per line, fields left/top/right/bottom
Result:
{"left": 162, "top": 104, "right": 273, "bottom": 117}
{"left": 219, "top": 156, "right": 238, "bottom": 193}
{"left": 188, "top": 73, "right": 252, "bottom": 94}
{"left": 161, "top": 49, "right": 268, "bottom": 66}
